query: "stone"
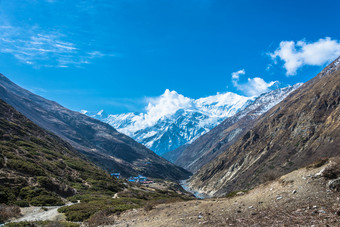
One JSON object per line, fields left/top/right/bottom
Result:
{"left": 328, "top": 178, "right": 340, "bottom": 192}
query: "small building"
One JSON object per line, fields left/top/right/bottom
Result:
{"left": 111, "top": 173, "right": 120, "bottom": 179}
{"left": 127, "top": 175, "right": 148, "bottom": 183}
{"left": 138, "top": 175, "right": 147, "bottom": 182}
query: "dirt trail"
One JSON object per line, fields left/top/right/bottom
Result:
{"left": 8, "top": 202, "right": 73, "bottom": 224}
{"left": 111, "top": 159, "right": 340, "bottom": 226}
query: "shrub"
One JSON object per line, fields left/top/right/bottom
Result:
{"left": 322, "top": 162, "right": 340, "bottom": 180}
{"left": 37, "top": 176, "right": 55, "bottom": 191}
{"left": 30, "top": 195, "right": 64, "bottom": 206}
{"left": 14, "top": 200, "right": 29, "bottom": 207}
{"left": 87, "top": 210, "right": 115, "bottom": 226}
{"left": 307, "top": 158, "right": 329, "bottom": 169}
{"left": 144, "top": 203, "right": 153, "bottom": 212}
{"left": 7, "top": 159, "right": 46, "bottom": 176}
{"left": 0, "top": 204, "right": 21, "bottom": 224}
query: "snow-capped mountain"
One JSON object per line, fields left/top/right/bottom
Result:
{"left": 84, "top": 89, "right": 254, "bottom": 156}
{"left": 172, "top": 83, "right": 302, "bottom": 172}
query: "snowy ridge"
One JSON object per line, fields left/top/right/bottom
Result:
{"left": 84, "top": 85, "right": 300, "bottom": 156}
{"left": 84, "top": 89, "right": 253, "bottom": 156}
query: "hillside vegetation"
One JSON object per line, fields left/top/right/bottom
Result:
{"left": 0, "top": 74, "right": 190, "bottom": 180}
{"left": 0, "top": 99, "right": 193, "bottom": 225}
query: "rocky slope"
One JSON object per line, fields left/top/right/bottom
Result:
{"left": 172, "top": 84, "right": 301, "bottom": 173}
{"left": 87, "top": 89, "right": 253, "bottom": 156}
{"left": 188, "top": 57, "right": 340, "bottom": 196}
{"left": 0, "top": 98, "right": 123, "bottom": 207}
{"left": 112, "top": 157, "right": 340, "bottom": 226}
{"left": 0, "top": 74, "right": 190, "bottom": 180}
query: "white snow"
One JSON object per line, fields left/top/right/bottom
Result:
{"left": 83, "top": 86, "right": 300, "bottom": 155}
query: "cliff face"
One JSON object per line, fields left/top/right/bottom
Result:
{"left": 188, "top": 57, "right": 340, "bottom": 197}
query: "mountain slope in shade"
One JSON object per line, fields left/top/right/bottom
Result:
{"left": 0, "top": 74, "right": 190, "bottom": 180}
{"left": 188, "top": 57, "right": 340, "bottom": 197}
{"left": 171, "top": 84, "right": 301, "bottom": 173}
{"left": 89, "top": 89, "right": 253, "bottom": 156}
{"left": 0, "top": 98, "right": 123, "bottom": 205}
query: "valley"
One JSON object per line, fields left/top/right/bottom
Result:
{"left": 0, "top": 3, "right": 339, "bottom": 225}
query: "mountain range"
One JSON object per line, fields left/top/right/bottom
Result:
{"left": 0, "top": 74, "right": 190, "bottom": 180}
{"left": 170, "top": 84, "right": 301, "bottom": 173}
{"left": 85, "top": 89, "right": 258, "bottom": 157}
{"left": 187, "top": 56, "right": 340, "bottom": 197}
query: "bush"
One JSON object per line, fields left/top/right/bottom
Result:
{"left": 19, "top": 187, "right": 64, "bottom": 206}
{"left": 0, "top": 204, "right": 21, "bottom": 224}
{"left": 30, "top": 195, "right": 64, "bottom": 206}
{"left": 37, "top": 176, "right": 55, "bottom": 191}
{"left": 14, "top": 200, "right": 29, "bottom": 207}
{"left": 322, "top": 162, "right": 340, "bottom": 180}
{"left": 7, "top": 159, "right": 46, "bottom": 176}
{"left": 58, "top": 197, "right": 143, "bottom": 222}
{"left": 307, "top": 158, "right": 329, "bottom": 169}
{"left": 87, "top": 210, "right": 115, "bottom": 226}
{"left": 144, "top": 203, "right": 153, "bottom": 212}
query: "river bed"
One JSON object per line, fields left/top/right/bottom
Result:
{"left": 180, "top": 180, "right": 209, "bottom": 199}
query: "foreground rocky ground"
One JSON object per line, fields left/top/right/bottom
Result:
{"left": 111, "top": 157, "right": 340, "bottom": 226}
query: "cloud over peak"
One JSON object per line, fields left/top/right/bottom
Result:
{"left": 231, "top": 70, "right": 277, "bottom": 97}
{"left": 269, "top": 37, "right": 340, "bottom": 75}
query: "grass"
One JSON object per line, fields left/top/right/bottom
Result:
{"left": 57, "top": 186, "right": 193, "bottom": 222}
{"left": 58, "top": 196, "right": 143, "bottom": 221}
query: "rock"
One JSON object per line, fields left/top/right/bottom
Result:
{"left": 328, "top": 178, "right": 340, "bottom": 192}
{"left": 292, "top": 190, "right": 297, "bottom": 194}
{"left": 276, "top": 196, "right": 282, "bottom": 200}
{"left": 248, "top": 206, "right": 253, "bottom": 209}
{"left": 318, "top": 210, "right": 326, "bottom": 214}
{"left": 236, "top": 191, "right": 245, "bottom": 196}
{"left": 198, "top": 215, "right": 203, "bottom": 219}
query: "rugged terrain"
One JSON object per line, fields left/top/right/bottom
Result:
{"left": 112, "top": 157, "right": 340, "bottom": 226}
{"left": 172, "top": 85, "right": 300, "bottom": 173}
{"left": 0, "top": 98, "right": 123, "bottom": 209}
{"left": 88, "top": 89, "right": 253, "bottom": 156}
{"left": 0, "top": 97, "right": 195, "bottom": 225}
{"left": 0, "top": 74, "right": 190, "bottom": 180}
{"left": 188, "top": 57, "right": 340, "bottom": 196}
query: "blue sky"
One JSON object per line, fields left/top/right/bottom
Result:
{"left": 0, "top": 0, "right": 340, "bottom": 114}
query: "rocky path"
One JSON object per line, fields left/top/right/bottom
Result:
{"left": 8, "top": 202, "right": 73, "bottom": 224}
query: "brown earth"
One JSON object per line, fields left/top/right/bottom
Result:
{"left": 188, "top": 57, "right": 340, "bottom": 196}
{"left": 110, "top": 157, "right": 340, "bottom": 226}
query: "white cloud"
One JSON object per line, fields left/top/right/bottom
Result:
{"left": 104, "top": 89, "right": 252, "bottom": 137}
{"left": 231, "top": 69, "right": 245, "bottom": 80}
{"left": 142, "top": 89, "right": 192, "bottom": 127}
{"left": 0, "top": 24, "right": 111, "bottom": 67}
{"left": 269, "top": 37, "right": 340, "bottom": 75}
{"left": 231, "top": 69, "right": 277, "bottom": 97}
